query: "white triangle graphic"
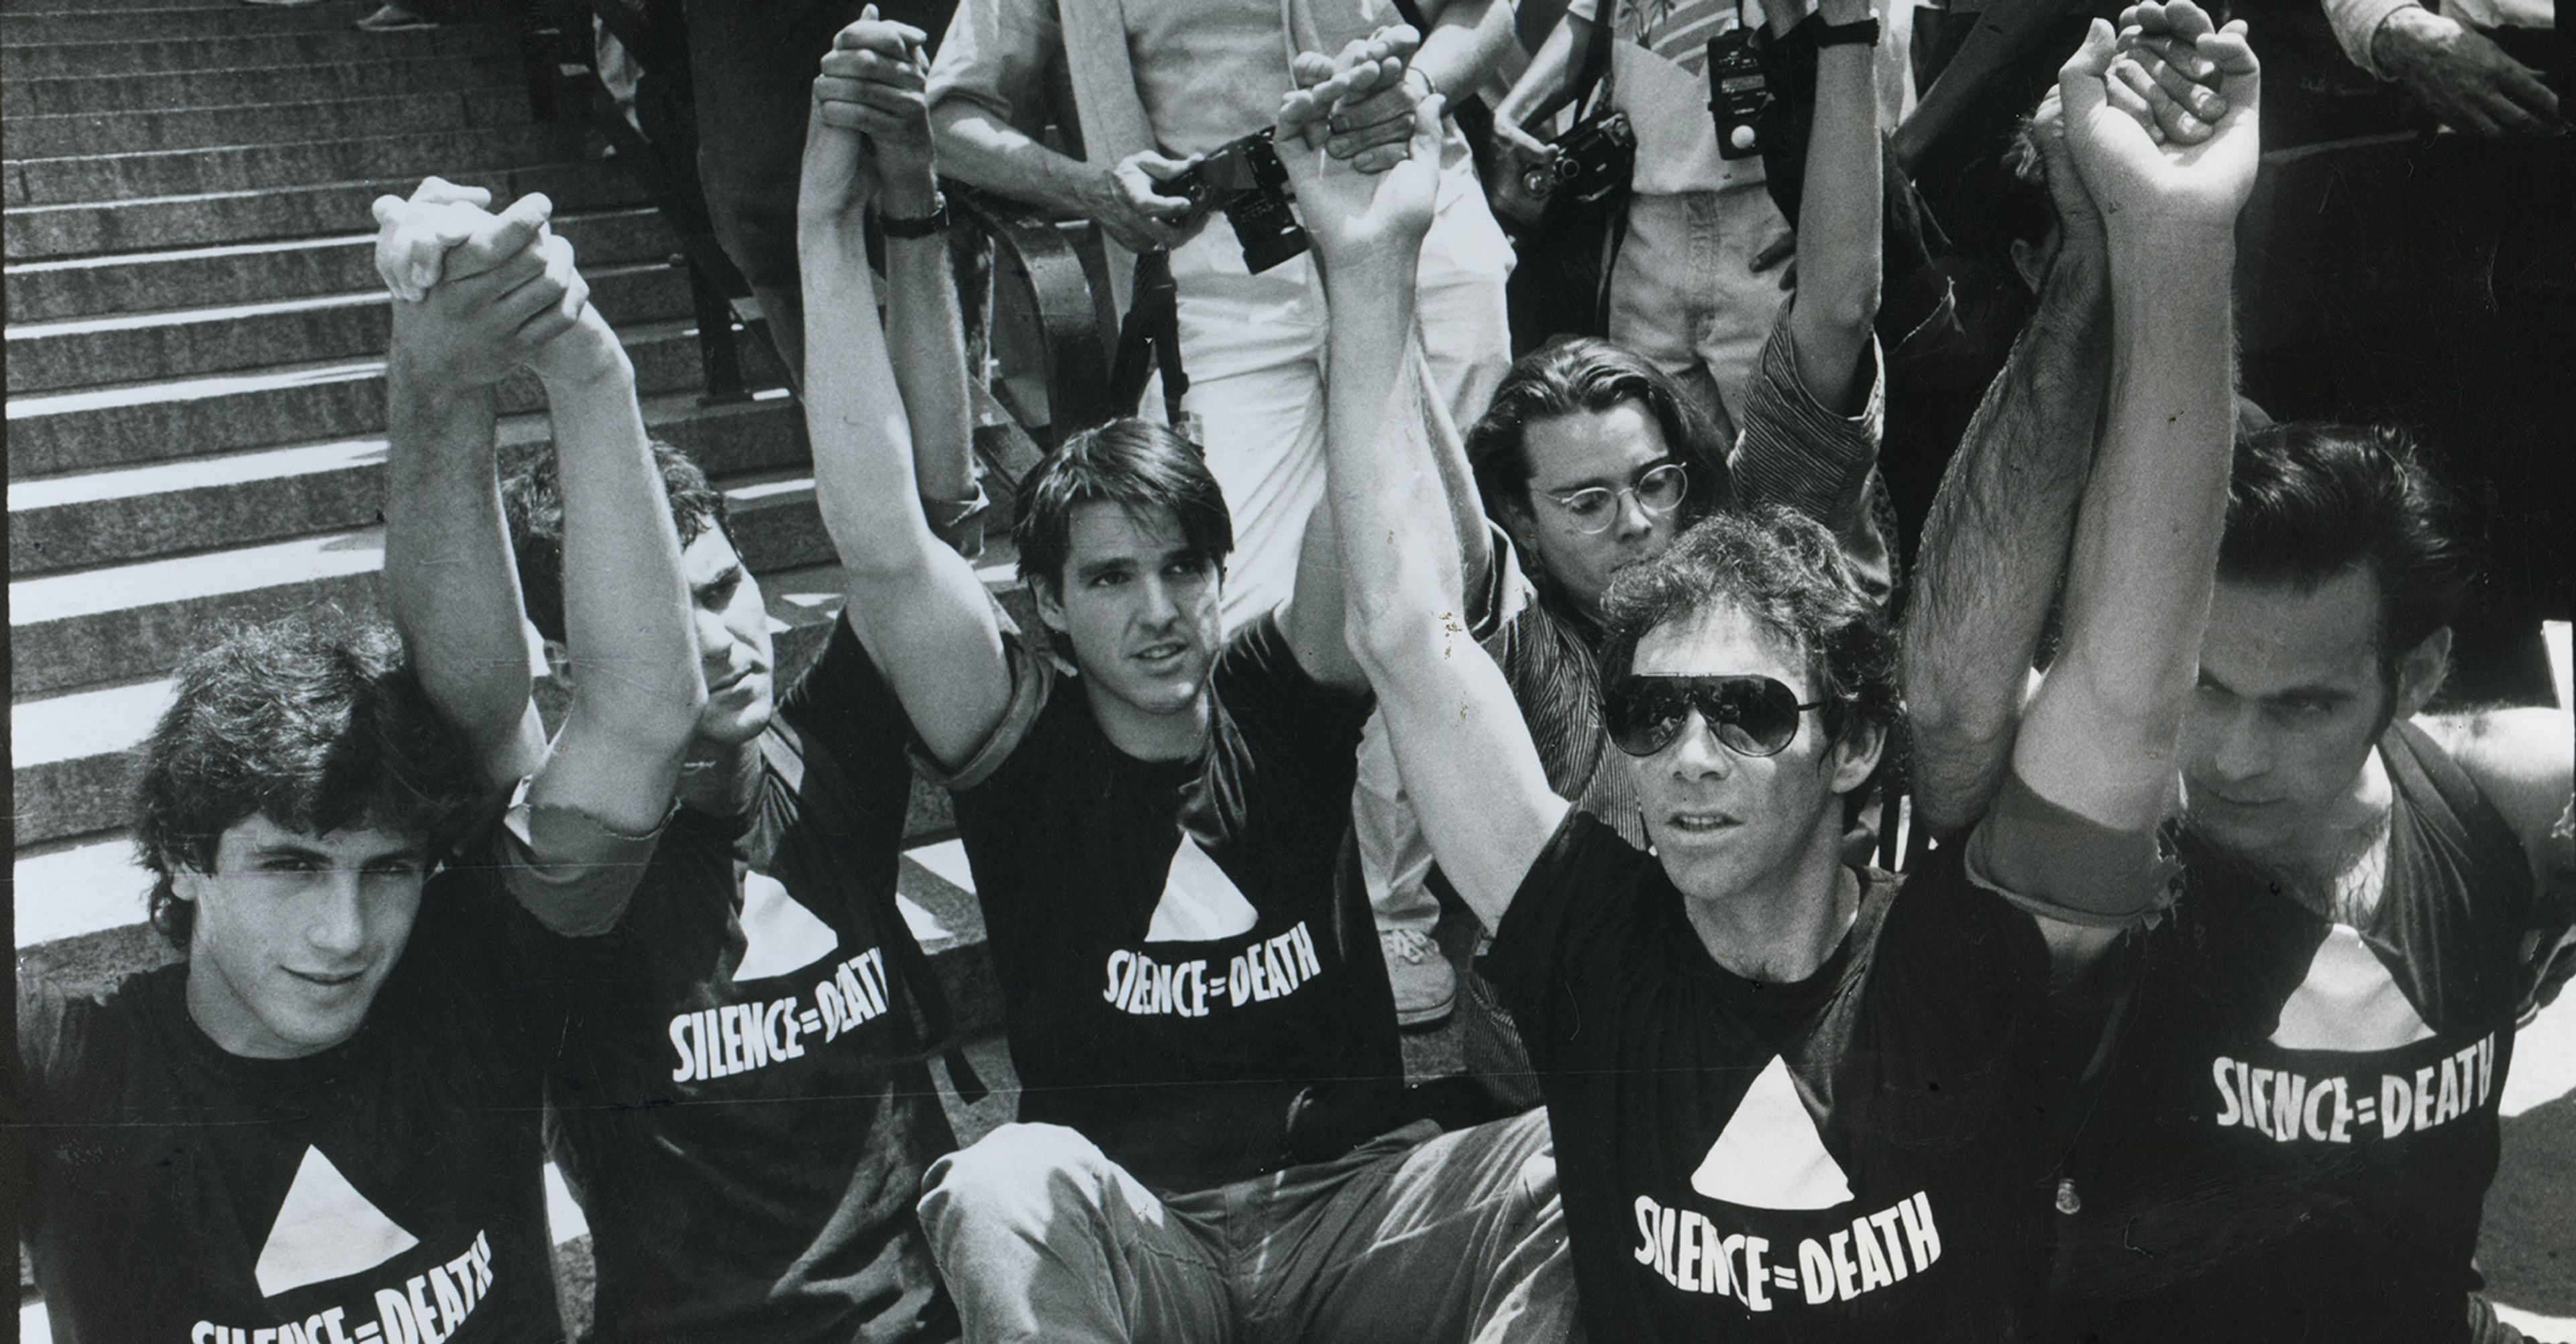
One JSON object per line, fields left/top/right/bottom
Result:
{"left": 254, "top": 1146, "right": 420, "bottom": 1297}
{"left": 2267, "top": 923, "right": 2435, "bottom": 1052}
{"left": 1690, "top": 1056, "right": 1854, "bottom": 1210}
{"left": 1142, "top": 835, "right": 1259, "bottom": 943}
{"left": 733, "top": 871, "right": 841, "bottom": 981}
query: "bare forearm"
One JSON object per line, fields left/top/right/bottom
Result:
{"left": 537, "top": 359, "right": 706, "bottom": 828}
{"left": 1492, "top": 16, "right": 1578, "bottom": 125}
{"left": 1413, "top": 0, "right": 1512, "bottom": 101}
{"left": 930, "top": 104, "right": 1096, "bottom": 212}
{"left": 383, "top": 369, "right": 535, "bottom": 777}
{"left": 2021, "top": 232, "right": 2236, "bottom": 826}
{"left": 800, "top": 223, "right": 948, "bottom": 573}
{"left": 1324, "top": 260, "right": 1454, "bottom": 642}
{"left": 1902, "top": 235, "right": 2109, "bottom": 832}
{"left": 881, "top": 231, "right": 977, "bottom": 504}
{"left": 1786, "top": 39, "right": 1881, "bottom": 415}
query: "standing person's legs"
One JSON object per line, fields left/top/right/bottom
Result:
{"left": 1607, "top": 186, "right": 1792, "bottom": 441}
{"left": 1244, "top": 1111, "right": 1576, "bottom": 1344}
{"left": 1354, "top": 716, "right": 1454, "bottom": 1025}
{"left": 685, "top": 0, "right": 882, "bottom": 386}
{"left": 1171, "top": 233, "right": 1331, "bottom": 632}
{"left": 917, "top": 1123, "right": 1237, "bottom": 1344}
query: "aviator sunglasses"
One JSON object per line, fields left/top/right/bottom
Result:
{"left": 1605, "top": 674, "right": 1829, "bottom": 758}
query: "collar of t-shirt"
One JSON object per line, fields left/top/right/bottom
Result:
{"left": 1669, "top": 868, "right": 1884, "bottom": 1031}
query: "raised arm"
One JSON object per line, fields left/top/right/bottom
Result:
{"left": 836, "top": 19, "right": 981, "bottom": 545}
{"left": 382, "top": 193, "right": 705, "bottom": 932}
{"left": 1780, "top": 0, "right": 1882, "bottom": 417}
{"left": 380, "top": 187, "right": 555, "bottom": 788}
{"left": 803, "top": 14, "right": 1014, "bottom": 770}
{"left": 1900, "top": 92, "right": 2112, "bottom": 836}
{"left": 2005, "top": 14, "right": 2257, "bottom": 895}
{"left": 1284, "top": 84, "right": 1568, "bottom": 928}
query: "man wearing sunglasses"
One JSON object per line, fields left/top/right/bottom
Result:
{"left": 1311, "top": 9, "right": 2260, "bottom": 1339}
{"left": 1351, "top": 0, "right": 1896, "bottom": 1041}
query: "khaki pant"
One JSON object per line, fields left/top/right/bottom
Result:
{"left": 917, "top": 1111, "right": 1574, "bottom": 1344}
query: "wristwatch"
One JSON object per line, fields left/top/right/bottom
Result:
{"left": 879, "top": 191, "right": 951, "bottom": 239}
{"left": 1810, "top": 15, "right": 1881, "bottom": 46}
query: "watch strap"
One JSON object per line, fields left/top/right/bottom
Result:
{"left": 1811, "top": 15, "right": 1882, "bottom": 46}
{"left": 879, "top": 191, "right": 951, "bottom": 239}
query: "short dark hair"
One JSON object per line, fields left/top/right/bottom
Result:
{"left": 501, "top": 441, "right": 730, "bottom": 644}
{"left": 131, "top": 613, "right": 490, "bottom": 948}
{"left": 2218, "top": 422, "right": 2471, "bottom": 677}
{"left": 1598, "top": 507, "right": 1904, "bottom": 798}
{"left": 1463, "top": 337, "right": 1732, "bottom": 525}
{"left": 1014, "top": 418, "right": 1233, "bottom": 596}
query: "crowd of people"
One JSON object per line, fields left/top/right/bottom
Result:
{"left": 17, "top": 0, "right": 2573, "bottom": 1341}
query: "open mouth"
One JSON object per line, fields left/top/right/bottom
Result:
{"left": 1664, "top": 811, "right": 1741, "bottom": 835}
{"left": 1133, "top": 642, "right": 1189, "bottom": 667}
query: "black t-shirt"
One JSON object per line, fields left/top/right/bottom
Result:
{"left": 1482, "top": 811, "right": 2066, "bottom": 1343}
{"left": 932, "top": 614, "right": 1398, "bottom": 1193}
{"left": 2056, "top": 722, "right": 2540, "bottom": 1343}
{"left": 17, "top": 871, "right": 567, "bottom": 1344}
{"left": 541, "top": 615, "right": 960, "bottom": 1344}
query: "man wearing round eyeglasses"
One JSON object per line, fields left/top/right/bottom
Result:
{"left": 1311, "top": 8, "right": 2263, "bottom": 1335}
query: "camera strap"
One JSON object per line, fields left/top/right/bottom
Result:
{"left": 1108, "top": 247, "right": 1192, "bottom": 435}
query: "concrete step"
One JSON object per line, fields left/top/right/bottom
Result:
{"left": 5, "top": 154, "right": 647, "bottom": 261}
{"left": 1, "top": 21, "right": 513, "bottom": 81}
{"left": 10, "top": 391, "right": 810, "bottom": 574}
{"left": 7, "top": 123, "right": 590, "bottom": 207}
{"left": 1, "top": 1, "right": 381, "bottom": 44}
{"left": 7, "top": 315, "right": 786, "bottom": 480}
{"left": 6, "top": 315, "right": 783, "bottom": 478}
{"left": 5, "top": 208, "right": 674, "bottom": 323}
{"left": 8, "top": 466, "right": 839, "bottom": 703}
{"left": 7, "top": 258, "right": 690, "bottom": 394}
{"left": 10, "top": 554, "right": 1025, "bottom": 846}
{"left": 4, "top": 54, "right": 513, "bottom": 119}
{"left": 1, "top": 87, "right": 539, "bottom": 160}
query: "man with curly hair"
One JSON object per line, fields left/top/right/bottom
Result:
{"left": 15, "top": 613, "right": 574, "bottom": 1344}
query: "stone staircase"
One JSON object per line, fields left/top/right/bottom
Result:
{"left": 4, "top": 0, "right": 1022, "bottom": 1023}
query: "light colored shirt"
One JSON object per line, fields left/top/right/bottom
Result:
{"left": 931, "top": 0, "right": 1406, "bottom": 159}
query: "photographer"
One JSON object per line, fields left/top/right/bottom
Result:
{"left": 927, "top": 1, "right": 1519, "bottom": 628}
{"left": 1490, "top": 0, "right": 1822, "bottom": 440}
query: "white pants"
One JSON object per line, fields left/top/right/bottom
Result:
{"left": 1166, "top": 158, "right": 1515, "bottom": 630}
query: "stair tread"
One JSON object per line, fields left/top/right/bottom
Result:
{"left": 7, "top": 317, "right": 696, "bottom": 418}
{"left": 10, "top": 384, "right": 737, "bottom": 503}
{"left": 7, "top": 256, "right": 670, "bottom": 340}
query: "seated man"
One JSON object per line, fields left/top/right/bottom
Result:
{"left": 370, "top": 48, "right": 984, "bottom": 1334}
{"left": 15, "top": 205, "right": 669, "bottom": 1343}
{"left": 15, "top": 613, "right": 562, "bottom": 1344}
{"left": 1907, "top": 15, "right": 2573, "bottom": 1344}
{"left": 1355, "top": 0, "right": 1893, "bottom": 1052}
{"left": 1311, "top": 10, "right": 2259, "bottom": 1337}
{"left": 796, "top": 25, "right": 1572, "bottom": 1343}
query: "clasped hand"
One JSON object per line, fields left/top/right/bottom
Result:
{"left": 372, "top": 177, "right": 616, "bottom": 390}
{"left": 1271, "top": 34, "right": 1445, "bottom": 268}
{"left": 2057, "top": 0, "right": 2261, "bottom": 234}
{"left": 801, "top": 5, "right": 939, "bottom": 227}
